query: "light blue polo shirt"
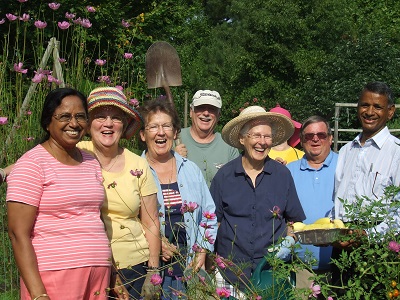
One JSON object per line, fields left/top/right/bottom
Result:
{"left": 287, "top": 150, "right": 338, "bottom": 270}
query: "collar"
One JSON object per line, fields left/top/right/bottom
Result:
{"left": 234, "top": 153, "right": 274, "bottom": 175}
{"left": 300, "top": 150, "right": 334, "bottom": 170}
{"left": 352, "top": 126, "right": 390, "bottom": 149}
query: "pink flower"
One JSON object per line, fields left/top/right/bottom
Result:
{"left": 80, "top": 18, "right": 92, "bottom": 28}
{"left": 124, "top": 52, "right": 133, "bottom": 59}
{"left": 204, "top": 230, "right": 215, "bottom": 244}
{"left": 26, "top": 137, "right": 34, "bottom": 141}
{"left": 216, "top": 287, "right": 231, "bottom": 298}
{"left": 115, "top": 85, "right": 123, "bottom": 91}
{"left": 95, "top": 59, "right": 106, "bottom": 66}
{"left": 0, "top": 19, "right": 5, "bottom": 25}
{"left": 0, "top": 117, "right": 8, "bottom": 125}
{"left": 129, "top": 98, "right": 139, "bottom": 107}
{"left": 26, "top": 110, "right": 32, "bottom": 115}
{"left": 98, "top": 75, "right": 111, "bottom": 84}
{"left": 310, "top": 281, "right": 321, "bottom": 298}
{"left": 121, "top": 19, "right": 130, "bottom": 28}
{"left": 17, "top": 0, "right": 28, "bottom": 2}
{"left": 130, "top": 169, "right": 143, "bottom": 177}
{"left": 215, "top": 255, "right": 226, "bottom": 269}
{"left": 270, "top": 205, "right": 282, "bottom": 219}
{"left": 32, "top": 72, "right": 45, "bottom": 83}
{"left": 19, "top": 14, "right": 30, "bottom": 22}
{"left": 34, "top": 20, "right": 47, "bottom": 29}
{"left": 86, "top": 6, "right": 96, "bottom": 12}
{"left": 192, "top": 243, "right": 201, "bottom": 253}
{"left": 388, "top": 241, "right": 400, "bottom": 253}
{"left": 47, "top": 75, "right": 61, "bottom": 85}
{"left": 58, "top": 21, "right": 70, "bottom": 30}
{"left": 180, "top": 201, "right": 199, "bottom": 214}
{"left": 58, "top": 58, "right": 66, "bottom": 63}
{"left": 203, "top": 211, "right": 216, "bottom": 220}
{"left": 65, "top": 12, "right": 75, "bottom": 19}
{"left": 200, "top": 222, "right": 212, "bottom": 229}
{"left": 150, "top": 273, "right": 162, "bottom": 285}
{"left": 14, "top": 62, "right": 28, "bottom": 74}
{"left": 327, "top": 297, "right": 334, "bottom": 300}
{"left": 48, "top": 2, "right": 60, "bottom": 10}
{"left": 73, "top": 17, "right": 82, "bottom": 25}
{"left": 255, "top": 296, "right": 262, "bottom": 300}
{"left": 6, "top": 14, "right": 17, "bottom": 21}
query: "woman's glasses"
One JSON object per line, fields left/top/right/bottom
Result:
{"left": 93, "top": 115, "right": 125, "bottom": 124}
{"left": 53, "top": 113, "right": 88, "bottom": 123}
{"left": 145, "top": 123, "right": 174, "bottom": 132}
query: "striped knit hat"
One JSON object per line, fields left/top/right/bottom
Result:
{"left": 87, "top": 87, "right": 142, "bottom": 139}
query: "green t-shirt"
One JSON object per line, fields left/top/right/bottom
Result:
{"left": 179, "top": 127, "right": 240, "bottom": 186}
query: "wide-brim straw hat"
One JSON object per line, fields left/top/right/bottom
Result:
{"left": 87, "top": 87, "right": 143, "bottom": 139}
{"left": 222, "top": 106, "right": 294, "bottom": 149}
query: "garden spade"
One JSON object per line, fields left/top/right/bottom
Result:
{"left": 145, "top": 41, "right": 183, "bottom": 144}
{"left": 145, "top": 41, "right": 182, "bottom": 103}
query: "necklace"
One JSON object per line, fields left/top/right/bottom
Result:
{"left": 95, "top": 149, "right": 120, "bottom": 172}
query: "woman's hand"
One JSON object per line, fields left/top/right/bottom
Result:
{"left": 161, "top": 237, "right": 177, "bottom": 262}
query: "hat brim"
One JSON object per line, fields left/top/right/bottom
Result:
{"left": 222, "top": 112, "right": 294, "bottom": 149}
{"left": 88, "top": 101, "right": 143, "bottom": 139}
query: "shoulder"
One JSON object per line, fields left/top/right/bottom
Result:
{"left": 286, "top": 159, "right": 301, "bottom": 172}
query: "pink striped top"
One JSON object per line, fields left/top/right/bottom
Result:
{"left": 6, "top": 145, "right": 112, "bottom": 271}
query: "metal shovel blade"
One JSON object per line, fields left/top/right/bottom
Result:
{"left": 145, "top": 41, "right": 182, "bottom": 89}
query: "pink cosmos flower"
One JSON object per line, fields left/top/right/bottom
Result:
{"left": 26, "top": 110, "right": 32, "bottom": 115}
{"left": 0, "top": 19, "right": 5, "bottom": 25}
{"left": 19, "top": 14, "right": 30, "bottom": 22}
{"left": 65, "top": 12, "right": 75, "bottom": 19}
{"left": 215, "top": 255, "right": 226, "bottom": 269}
{"left": 270, "top": 205, "right": 282, "bottom": 219}
{"left": 115, "top": 85, "right": 123, "bottom": 91}
{"left": 0, "top": 117, "right": 8, "bottom": 125}
{"left": 34, "top": 20, "right": 47, "bottom": 29}
{"left": 32, "top": 72, "right": 45, "bottom": 83}
{"left": 130, "top": 169, "right": 143, "bottom": 177}
{"left": 204, "top": 230, "right": 215, "bottom": 244}
{"left": 327, "top": 297, "right": 334, "bottom": 300}
{"left": 26, "top": 137, "right": 34, "bottom": 141}
{"left": 121, "top": 19, "right": 130, "bottom": 28}
{"left": 180, "top": 201, "right": 199, "bottom": 214}
{"left": 216, "top": 287, "right": 231, "bottom": 298}
{"left": 6, "top": 14, "right": 18, "bottom": 21}
{"left": 80, "top": 18, "right": 92, "bottom": 28}
{"left": 124, "top": 52, "right": 133, "bottom": 59}
{"left": 95, "top": 59, "right": 106, "bottom": 66}
{"left": 255, "top": 296, "right": 262, "bottom": 300}
{"left": 47, "top": 75, "right": 61, "bottom": 85}
{"left": 58, "top": 58, "right": 66, "bottom": 63}
{"left": 200, "top": 222, "right": 212, "bottom": 229}
{"left": 48, "top": 2, "right": 60, "bottom": 10}
{"left": 73, "top": 17, "right": 82, "bottom": 25}
{"left": 150, "top": 273, "right": 162, "bottom": 285}
{"left": 98, "top": 75, "right": 111, "bottom": 84}
{"left": 202, "top": 211, "right": 216, "bottom": 220}
{"left": 57, "top": 21, "right": 70, "bottom": 30}
{"left": 310, "top": 281, "right": 321, "bottom": 298}
{"left": 129, "top": 98, "right": 139, "bottom": 107}
{"left": 14, "top": 62, "right": 28, "bottom": 74}
{"left": 86, "top": 6, "right": 96, "bottom": 12}
{"left": 388, "top": 241, "right": 400, "bottom": 253}
{"left": 18, "top": 0, "right": 28, "bottom": 2}
{"left": 192, "top": 243, "right": 201, "bottom": 253}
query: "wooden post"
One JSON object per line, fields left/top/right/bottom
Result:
{"left": 184, "top": 91, "right": 188, "bottom": 127}
{"left": 333, "top": 104, "right": 340, "bottom": 152}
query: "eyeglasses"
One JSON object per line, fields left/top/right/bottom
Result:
{"left": 93, "top": 115, "right": 125, "bottom": 124}
{"left": 53, "top": 113, "right": 88, "bottom": 123}
{"left": 303, "top": 132, "right": 328, "bottom": 141}
{"left": 145, "top": 123, "right": 174, "bottom": 132}
{"left": 246, "top": 132, "right": 272, "bottom": 141}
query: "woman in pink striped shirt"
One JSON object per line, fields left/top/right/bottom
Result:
{"left": 6, "top": 88, "right": 111, "bottom": 300}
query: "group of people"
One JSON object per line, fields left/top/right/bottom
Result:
{"left": 1, "top": 80, "right": 399, "bottom": 300}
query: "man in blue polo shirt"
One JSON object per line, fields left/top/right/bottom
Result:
{"left": 210, "top": 106, "right": 306, "bottom": 297}
{"left": 286, "top": 116, "right": 338, "bottom": 292}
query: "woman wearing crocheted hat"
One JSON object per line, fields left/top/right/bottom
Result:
{"left": 78, "top": 87, "right": 161, "bottom": 300}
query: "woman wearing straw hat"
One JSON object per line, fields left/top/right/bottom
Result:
{"left": 210, "top": 106, "right": 306, "bottom": 297}
{"left": 79, "top": 87, "right": 161, "bottom": 300}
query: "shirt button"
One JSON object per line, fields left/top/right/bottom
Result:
{"left": 252, "top": 206, "right": 256, "bottom": 209}
{"left": 252, "top": 223, "right": 255, "bottom": 226}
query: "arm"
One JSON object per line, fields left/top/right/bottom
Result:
{"left": 7, "top": 201, "right": 49, "bottom": 299}
{"left": 140, "top": 193, "right": 161, "bottom": 268}
{"left": 0, "top": 163, "right": 15, "bottom": 184}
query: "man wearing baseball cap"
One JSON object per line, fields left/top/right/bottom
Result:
{"left": 175, "top": 90, "right": 239, "bottom": 186}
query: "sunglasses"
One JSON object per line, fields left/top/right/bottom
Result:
{"left": 303, "top": 132, "right": 328, "bottom": 141}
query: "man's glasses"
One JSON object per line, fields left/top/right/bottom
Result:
{"left": 53, "top": 113, "right": 88, "bottom": 123}
{"left": 303, "top": 132, "right": 328, "bottom": 141}
{"left": 246, "top": 132, "right": 272, "bottom": 141}
{"left": 145, "top": 123, "right": 174, "bottom": 132}
{"left": 93, "top": 115, "right": 125, "bottom": 124}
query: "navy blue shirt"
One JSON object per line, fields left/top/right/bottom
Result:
{"left": 210, "top": 154, "right": 306, "bottom": 288}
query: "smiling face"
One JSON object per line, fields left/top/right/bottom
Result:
{"left": 47, "top": 95, "right": 88, "bottom": 150}
{"left": 140, "top": 111, "right": 177, "bottom": 159}
{"left": 301, "top": 121, "right": 332, "bottom": 162}
{"left": 357, "top": 91, "right": 395, "bottom": 142}
{"left": 239, "top": 121, "right": 273, "bottom": 164}
{"left": 89, "top": 106, "right": 126, "bottom": 149}
{"left": 190, "top": 104, "right": 220, "bottom": 136}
